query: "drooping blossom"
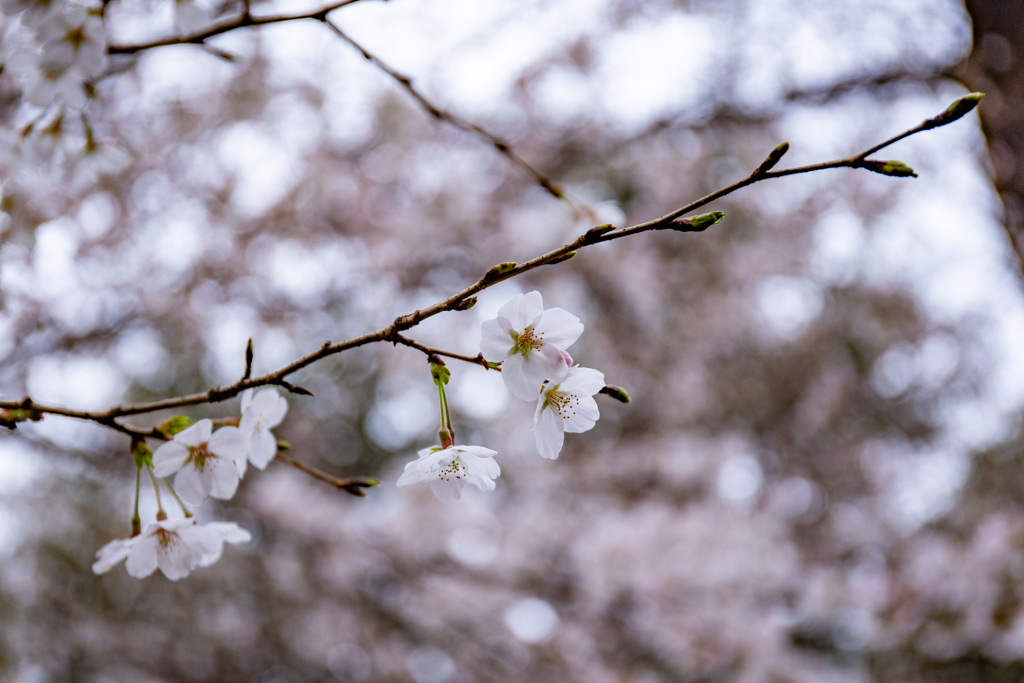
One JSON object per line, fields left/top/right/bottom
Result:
{"left": 92, "top": 518, "right": 251, "bottom": 580}
{"left": 152, "top": 419, "right": 249, "bottom": 506}
{"left": 240, "top": 387, "right": 288, "bottom": 472}
{"left": 480, "top": 291, "right": 584, "bottom": 400}
{"left": 532, "top": 366, "right": 604, "bottom": 459}
{"left": 397, "top": 445, "right": 500, "bottom": 502}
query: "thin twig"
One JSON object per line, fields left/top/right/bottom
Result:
{"left": 106, "top": 0, "right": 367, "bottom": 55}
{"left": 320, "top": 18, "right": 565, "bottom": 200}
{"left": 0, "top": 97, "right": 977, "bottom": 435}
{"left": 275, "top": 452, "right": 379, "bottom": 497}
{"left": 394, "top": 335, "right": 496, "bottom": 371}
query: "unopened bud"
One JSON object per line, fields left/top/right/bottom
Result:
{"left": 277, "top": 440, "right": 291, "bottom": 451}
{"left": 584, "top": 224, "right": 616, "bottom": 241}
{"left": 548, "top": 250, "right": 576, "bottom": 264}
{"left": 754, "top": 141, "right": 790, "bottom": 175}
{"left": 560, "top": 349, "right": 573, "bottom": 367}
{"left": 861, "top": 160, "right": 917, "bottom": 178}
{"left": 157, "top": 415, "right": 192, "bottom": 438}
{"left": 483, "top": 262, "right": 517, "bottom": 281}
{"left": 454, "top": 297, "right": 477, "bottom": 311}
{"left": 923, "top": 92, "right": 985, "bottom": 129}
{"left": 599, "top": 385, "right": 631, "bottom": 403}
{"left": 673, "top": 211, "right": 726, "bottom": 232}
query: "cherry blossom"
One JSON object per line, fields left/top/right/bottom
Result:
{"left": 480, "top": 291, "right": 584, "bottom": 400}
{"left": 0, "top": 0, "right": 63, "bottom": 27}
{"left": 397, "top": 445, "right": 500, "bottom": 502}
{"left": 37, "top": 4, "right": 106, "bottom": 79}
{"left": 532, "top": 366, "right": 605, "bottom": 459}
{"left": 240, "top": 387, "right": 288, "bottom": 472}
{"left": 92, "top": 519, "right": 251, "bottom": 580}
{"left": 6, "top": 49, "right": 88, "bottom": 108}
{"left": 151, "top": 419, "right": 250, "bottom": 507}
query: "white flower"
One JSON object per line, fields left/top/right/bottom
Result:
{"left": 480, "top": 291, "right": 584, "bottom": 400}
{"left": 6, "top": 49, "right": 88, "bottom": 108}
{"left": 37, "top": 4, "right": 106, "bottom": 78}
{"left": 239, "top": 387, "right": 288, "bottom": 472}
{"left": 532, "top": 366, "right": 604, "bottom": 459}
{"left": 396, "top": 445, "right": 500, "bottom": 502}
{"left": 92, "top": 518, "right": 251, "bottom": 580}
{"left": 151, "top": 419, "right": 250, "bottom": 507}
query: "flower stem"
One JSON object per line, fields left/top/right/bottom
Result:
{"left": 162, "top": 477, "right": 193, "bottom": 518}
{"left": 130, "top": 465, "right": 142, "bottom": 537}
{"left": 147, "top": 466, "right": 167, "bottom": 521}
{"left": 437, "top": 381, "right": 454, "bottom": 447}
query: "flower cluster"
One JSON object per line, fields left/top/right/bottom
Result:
{"left": 2, "top": 1, "right": 106, "bottom": 110}
{"left": 398, "top": 291, "right": 616, "bottom": 502}
{"left": 92, "top": 388, "right": 288, "bottom": 580}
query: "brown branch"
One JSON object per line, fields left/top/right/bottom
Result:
{"left": 319, "top": 18, "right": 565, "bottom": 201}
{"left": 393, "top": 335, "right": 496, "bottom": 371}
{"left": 106, "top": 0, "right": 368, "bottom": 55}
{"left": 0, "top": 94, "right": 980, "bottom": 435}
{"left": 275, "top": 452, "right": 379, "bottom": 497}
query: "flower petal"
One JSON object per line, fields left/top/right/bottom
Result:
{"left": 460, "top": 452, "right": 500, "bottom": 479}
{"left": 175, "top": 419, "right": 212, "bottom": 447}
{"left": 429, "top": 478, "right": 465, "bottom": 502}
{"left": 561, "top": 366, "right": 606, "bottom": 395}
{"left": 464, "top": 473, "right": 496, "bottom": 492}
{"left": 240, "top": 388, "right": 254, "bottom": 413}
{"left": 208, "top": 426, "right": 249, "bottom": 466}
{"left": 536, "top": 307, "right": 584, "bottom": 349}
{"left": 157, "top": 537, "right": 195, "bottom": 581}
{"left": 521, "top": 344, "right": 569, "bottom": 387}
{"left": 480, "top": 317, "right": 514, "bottom": 362}
{"left": 92, "top": 537, "right": 132, "bottom": 575}
{"left": 173, "top": 466, "right": 207, "bottom": 507}
{"left": 500, "top": 353, "right": 544, "bottom": 400}
{"left": 151, "top": 441, "right": 190, "bottom": 477}
{"left": 455, "top": 445, "right": 498, "bottom": 459}
{"left": 124, "top": 534, "right": 160, "bottom": 578}
{"left": 497, "top": 291, "right": 544, "bottom": 331}
{"left": 248, "top": 429, "right": 278, "bottom": 470}
{"left": 563, "top": 394, "right": 599, "bottom": 434}
{"left": 252, "top": 389, "right": 288, "bottom": 427}
{"left": 206, "top": 455, "right": 240, "bottom": 500}
{"left": 533, "top": 405, "right": 565, "bottom": 460}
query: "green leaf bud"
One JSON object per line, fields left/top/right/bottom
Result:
{"left": 599, "top": 385, "right": 632, "bottom": 404}
{"left": 157, "top": 415, "right": 192, "bottom": 438}
{"left": 547, "top": 251, "right": 576, "bottom": 264}
{"left": 754, "top": 141, "right": 790, "bottom": 175}
{"left": 584, "top": 224, "right": 616, "bottom": 241}
{"left": 861, "top": 160, "right": 918, "bottom": 178}
{"left": 454, "top": 297, "right": 477, "bottom": 311}
{"left": 483, "top": 262, "right": 517, "bottom": 281}
{"left": 923, "top": 92, "right": 985, "bottom": 129}
{"left": 673, "top": 211, "right": 726, "bottom": 232}
{"left": 277, "top": 440, "right": 292, "bottom": 451}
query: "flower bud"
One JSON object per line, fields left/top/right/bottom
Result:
{"left": 483, "top": 262, "right": 518, "bottom": 281}
{"left": 157, "top": 415, "right": 192, "bottom": 438}
{"left": 922, "top": 92, "right": 985, "bottom": 130}
{"left": 599, "top": 385, "right": 631, "bottom": 403}
{"left": 673, "top": 211, "right": 726, "bottom": 232}
{"left": 861, "top": 160, "right": 917, "bottom": 178}
{"left": 754, "top": 141, "right": 790, "bottom": 175}
{"left": 454, "top": 296, "right": 477, "bottom": 311}
{"left": 584, "top": 224, "right": 616, "bottom": 241}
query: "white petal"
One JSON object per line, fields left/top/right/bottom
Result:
{"left": 252, "top": 389, "right": 288, "bottom": 427}
{"left": 563, "top": 394, "right": 599, "bottom": 434}
{"left": 561, "top": 366, "right": 606, "bottom": 395}
{"left": 206, "top": 456, "right": 240, "bottom": 500}
{"left": 124, "top": 535, "right": 160, "bottom": 578}
{"left": 151, "top": 442, "right": 190, "bottom": 477}
{"left": 534, "top": 406, "right": 565, "bottom": 460}
{"left": 396, "top": 456, "right": 433, "bottom": 486}
{"left": 209, "top": 426, "right": 250, "bottom": 466}
{"left": 92, "top": 537, "right": 132, "bottom": 574}
{"left": 460, "top": 452, "right": 500, "bottom": 480}
{"left": 175, "top": 419, "right": 212, "bottom": 447}
{"left": 429, "top": 478, "right": 464, "bottom": 502}
{"left": 521, "top": 344, "right": 569, "bottom": 386}
{"left": 56, "top": 70, "right": 87, "bottom": 109}
{"left": 500, "top": 354, "right": 543, "bottom": 401}
{"left": 464, "top": 473, "right": 496, "bottom": 492}
{"left": 178, "top": 525, "right": 221, "bottom": 564}
{"left": 205, "top": 521, "right": 252, "bottom": 545}
{"left": 173, "top": 466, "right": 207, "bottom": 507}
{"left": 454, "top": 445, "right": 498, "bottom": 458}
{"left": 248, "top": 429, "right": 278, "bottom": 470}
{"left": 536, "top": 307, "right": 584, "bottom": 349}
{"left": 157, "top": 536, "right": 195, "bottom": 581}
{"left": 480, "top": 317, "right": 514, "bottom": 362}
{"left": 240, "top": 388, "right": 254, "bottom": 413}
{"left": 497, "top": 291, "right": 544, "bottom": 331}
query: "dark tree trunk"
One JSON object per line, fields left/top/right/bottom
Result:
{"left": 961, "top": 0, "right": 1024, "bottom": 270}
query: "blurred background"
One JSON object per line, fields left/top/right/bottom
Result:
{"left": 2, "top": 0, "right": 1024, "bottom": 681}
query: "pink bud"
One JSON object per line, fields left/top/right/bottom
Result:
{"left": 560, "top": 349, "right": 573, "bottom": 367}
